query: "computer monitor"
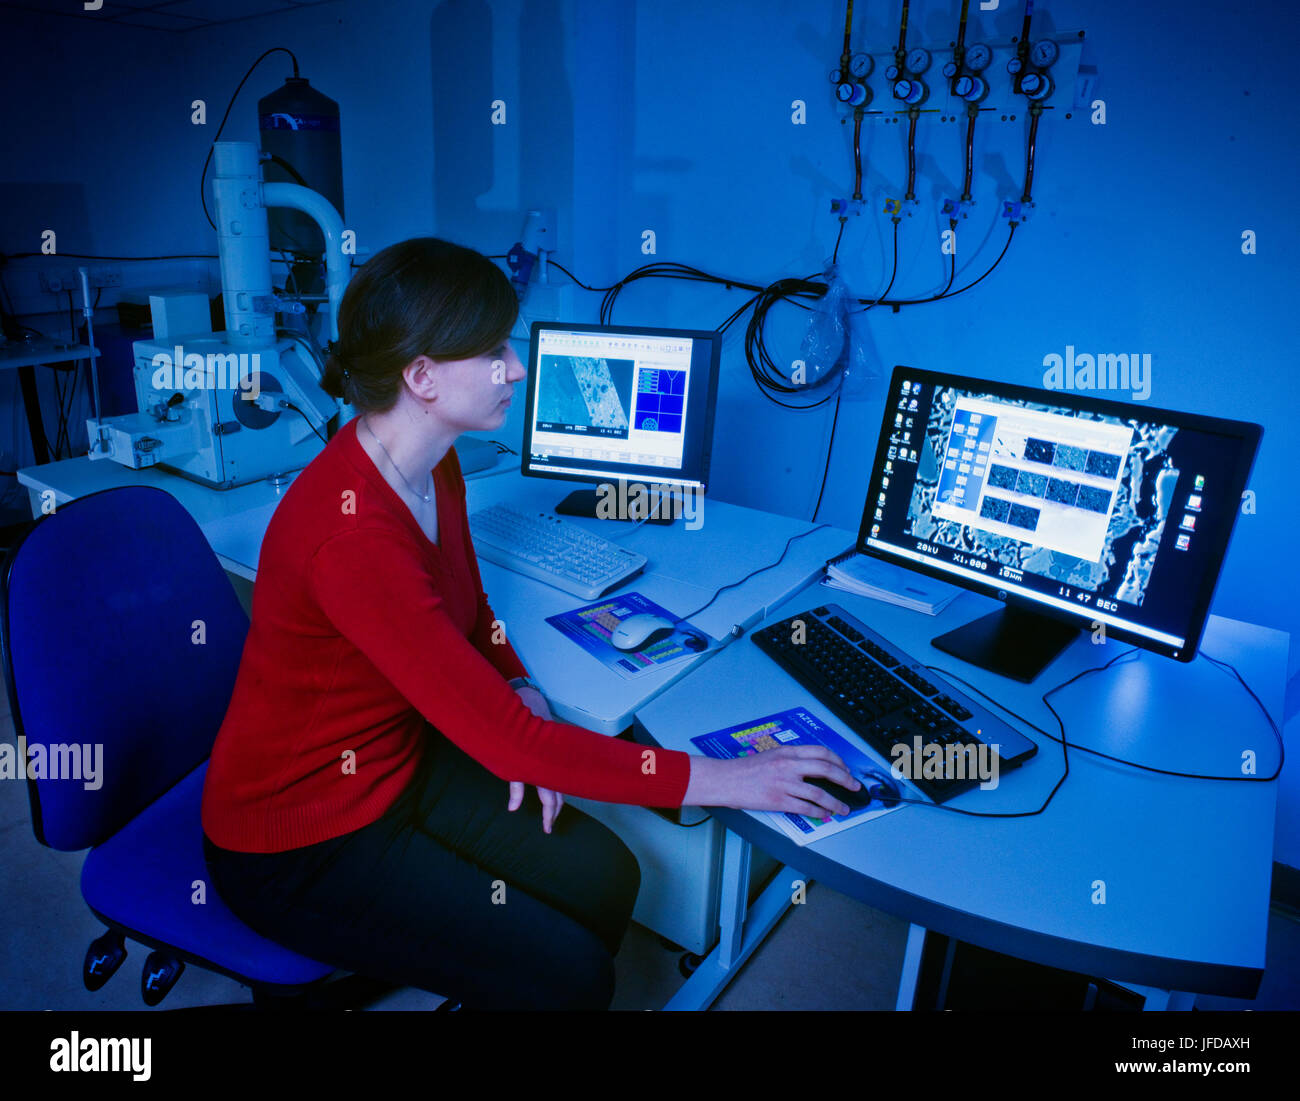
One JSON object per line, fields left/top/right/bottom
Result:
{"left": 856, "top": 366, "right": 1262, "bottom": 681}
{"left": 521, "top": 322, "right": 721, "bottom": 521}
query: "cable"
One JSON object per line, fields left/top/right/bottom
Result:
{"left": 200, "top": 47, "right": 300, "bottom": 231}
{"left": 811, "top": 220, "right": 901, "bottom": 520}
{"left": 961, "top": 108, "right": 977, "bottom": 203}
{"left": 1021, "top": 102, "right": 1042, "bottom": 204}
{"left": 810, "top": 388, "right": 844, "bottom": 522}
{"left": 674, "top": 523, "right": 831, "bottom": 627}
{"left": 277, "top": 329, "right": 325, "bottom": 379}
{"left": 266, "top": 152, "right": 309, "bottom": 188}
{"left": 922, "top": 645, "right": 1283, "bottom": 794}
{"left": 281, "top": 400, "right": 328, "bottom": 444}
{"left": 543, "top": 259, "right": 617, "bottom": 293}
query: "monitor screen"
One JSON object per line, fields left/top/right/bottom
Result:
{"left": 857, "top": 366, "right": 1261, "bottom": 662}
{"left": 521, "top": 323, "right": 720, "bottom": 491}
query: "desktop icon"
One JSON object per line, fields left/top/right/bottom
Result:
{"left": 1195, "top": 474, "right": 1205, "bottom": 490}
{"left": 1187, "top": 494, "right": 1202, "bottom": 510}
{"left": 1180, "top": 514, "right": 1196, "bottom": 531}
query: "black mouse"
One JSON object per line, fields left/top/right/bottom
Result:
{"left": 805, "top": 775, "right": 873, "bottom": 813}
{"left": 682, "top": 633, "right": 707, "bottom": 652}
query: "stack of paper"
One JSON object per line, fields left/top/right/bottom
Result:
{"left": 822, "top": 551, "right": 959, "bottom": 616}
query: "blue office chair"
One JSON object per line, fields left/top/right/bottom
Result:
{"left": 0, "top": 485, "right": 338, "bottom": 1006}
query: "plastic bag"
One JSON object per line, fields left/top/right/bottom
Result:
{"left": 798, "top": 262, "right": 880, "bottom": 399}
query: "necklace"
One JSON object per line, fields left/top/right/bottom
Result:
{"left": 362, "top": 416, "right": 432, "bottom": 503}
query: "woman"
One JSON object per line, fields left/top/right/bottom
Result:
{"left": 201, "top": 237, "right": 857, "bottom": 1011}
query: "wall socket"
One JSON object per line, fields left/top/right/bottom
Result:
{"left": 523, "top": 281, "right": 574, "bottom": 323}
{"left": 38, "top": 266, "right": 122, "bottom": 295}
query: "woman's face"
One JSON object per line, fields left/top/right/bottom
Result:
{"left": 427, "top": 339, "right": 526, "bottom": 432}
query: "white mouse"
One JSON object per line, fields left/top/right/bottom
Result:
{"left": 609, "top": 613, "right": 676, "bottom": 651}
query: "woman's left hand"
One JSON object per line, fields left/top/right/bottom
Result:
{"left": 508, "top": 683, "right": 565, "bottom": 833}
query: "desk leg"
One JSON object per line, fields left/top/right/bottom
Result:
{"left": 663, "top": 829, "right": 804, "bottom": 1011}
{"left": 895, "top": 923, "right": 928, "bottom": 1011}
{"left": 18, "top": 365, "right": 51, "bottom": 465}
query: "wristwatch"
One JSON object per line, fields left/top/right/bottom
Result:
{"left": 508, "top": 676, "right": 540, "bottom": 694}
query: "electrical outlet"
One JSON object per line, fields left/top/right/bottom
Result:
{"left": 37, "top": 267, "right": 119, "bottom": 298}
{"left": 39, "top": 270, "right": 71, "bottom": 295}
{"left": 524, "top": 281, "right": 574, "bottom": 323}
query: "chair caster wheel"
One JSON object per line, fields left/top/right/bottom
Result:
{"left": 678, "top": 952, "right": 703, "bottom": 979}
{"left": 83, "top": 930, "right": 127, "bottom": 991}
{"left": 141, "top": 951, "right": 184, "bottom": 1006}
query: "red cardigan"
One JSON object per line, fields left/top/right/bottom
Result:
{"left": 201, "top": 417, "right": 692, "bottom": 853}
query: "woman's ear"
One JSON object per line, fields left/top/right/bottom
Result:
{"left": 402, "top": 355, "right": 439, "bottom": 403}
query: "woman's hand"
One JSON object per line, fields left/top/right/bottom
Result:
{"left": 508, "top": 682, "right": 565, "bottom": 833}
{"left": 683, "top": 745, "right": 860, "bottom": 818}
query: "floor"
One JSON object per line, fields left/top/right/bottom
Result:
{"left": 2, "top": 687, "right": 1297, "bottom": 1011}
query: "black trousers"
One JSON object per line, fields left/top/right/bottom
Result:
{"left": 203, "top": 726, "right": 641, "bottom": 1010}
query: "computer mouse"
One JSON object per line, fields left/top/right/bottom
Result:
{"left": 609, "top": 613, "right": 677, "bottom": 651}
{"left": 806, "top": 775, "right": 872, "bottom": 813}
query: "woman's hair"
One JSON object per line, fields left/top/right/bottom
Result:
{"left": 320, "top": 237, "right": 518, "bottom": 412}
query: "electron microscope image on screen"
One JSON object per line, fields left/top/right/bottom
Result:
{"left": 905, "top": 386, "right": 1180, "bottom": 606}
{"left": 536, "top": 354, "right": 635, "bottom": 438}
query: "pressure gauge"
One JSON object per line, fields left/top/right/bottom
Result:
{"left": 893, "top": 78, "right": 926, "bottom": 105}
{"left": 849, "top": 52, "right": 873, "bottom": 78}
{"left": 1030, "top": 39, "right": 1059, "bottom": 68}
{"left": 849, "top": 83, "right": 872, "bottom": 107}
{"left": 955, "top": 74, "right": 987, "bottom": 102}
{"left": 966, "top": 43, "right": 992, "bottom": 72}
{"left": 1020, "top": 71, "right": 1052, "bottom": 99}
{"left": 942, "top": 59, "right": 958, "bottom": 79}
{"left": 830, "top": 68, "right": 844, "bottom": 83}
{"left": 1007, "top": 56, "right": 1024, "bottom": 76}
{"left": 836, "top": 82, "right": 856, "bottom": 103}
{"left": 906, "top": 47, "right": 931, "bottom": 74}
{"left": 885, "top": 64, "right": 900, "bottom": 81}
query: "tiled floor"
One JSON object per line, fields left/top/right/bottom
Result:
{"left": 2, "top": 698, "right": 1296, "bottom": 1011}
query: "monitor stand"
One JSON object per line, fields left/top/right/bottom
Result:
{"left": 554, "top": 487, "right": 678, "bottom": 525}
{"left": 931, "top": 605, "right": 1080, "bottom": 683}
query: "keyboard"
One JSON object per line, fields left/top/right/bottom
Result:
{"left": 469, "top": 503, "right": 648, "bottom": 600}
{"left": 751, "top": 603, "right": 1038, "bottom": 802}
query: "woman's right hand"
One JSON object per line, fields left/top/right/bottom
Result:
{"left": 683, "top": 746, "right": 861, "bottom": 818}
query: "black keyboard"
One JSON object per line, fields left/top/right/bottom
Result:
{"left": 751, "top": 604, "right": 1037, "bottom": 803}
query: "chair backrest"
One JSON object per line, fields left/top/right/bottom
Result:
{"left": 1, "top": 486, "right": 249, "bottom": 851}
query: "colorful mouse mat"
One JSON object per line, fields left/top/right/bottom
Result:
{"left": 546, "top": 591, "right": 716, "bottom": 679}
{"left": 691, "top": 707, "right": 905, "bottom": 845}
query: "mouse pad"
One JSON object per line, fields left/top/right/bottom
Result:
{"left": 691, "top": 707, "right": 905, "bottom": 845}
{"left": 546, "top": 591, "right": 717, "bottom": 680}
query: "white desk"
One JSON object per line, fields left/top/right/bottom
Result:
{"left": 634, "top": 582, "right": 1289, "bottom": 1009}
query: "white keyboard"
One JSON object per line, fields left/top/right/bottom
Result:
{"left": 469, "top": 503, "right": 647, "bottom": 599}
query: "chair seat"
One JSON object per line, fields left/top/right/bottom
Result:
{"left": 80, "top": 762, "right": 333, "bottom": 989}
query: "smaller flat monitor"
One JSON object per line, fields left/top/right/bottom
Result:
{"left": 857, "top": 366, "right": 1262, "bottom": 681}
{"left": 522, "top": 322, "right": 721, "bottom": 519}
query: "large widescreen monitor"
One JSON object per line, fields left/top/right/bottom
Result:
{"left": 856, "top": 366, "right": 1262, "bottom": 680}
